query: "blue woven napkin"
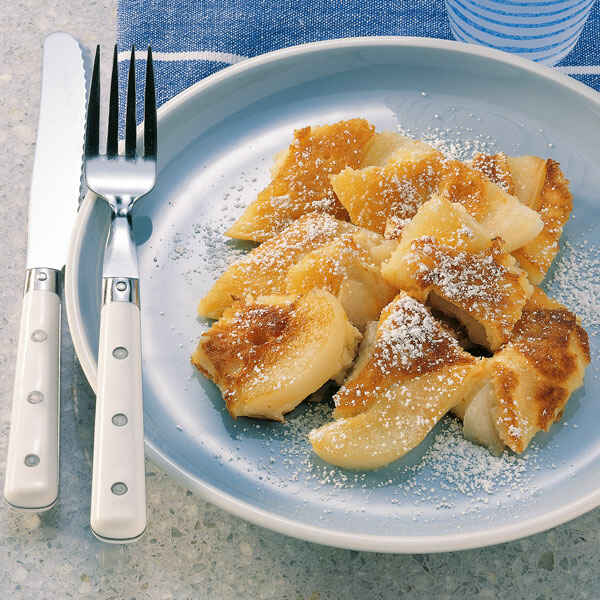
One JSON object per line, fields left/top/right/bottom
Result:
{"left": 118, "top": 0, "right": 600, "bottom": 110}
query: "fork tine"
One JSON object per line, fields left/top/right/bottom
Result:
{"left": 144, "top": 47, "right": 157, "bottom": 159}
{"left": 85, "top": 45, "right": 101, "bottom": 157}
{"left": 106, "top": 45, "right": 119, "bottom": 157}
{"left": 125, "top": 45, "right": 136, "bottom": 158}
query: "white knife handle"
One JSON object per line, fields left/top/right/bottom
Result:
{"left": 90, "top": 278, "right": 146, "bottom": 543}
{"left": 4, "top": 268, "right": 60, "bottom": 511}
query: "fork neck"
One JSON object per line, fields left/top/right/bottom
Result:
{"left": 111, "top": 195, "right": 136, "bottom": 217}
{"left": 102, "top": 211, "right": 139, "bottom": 279}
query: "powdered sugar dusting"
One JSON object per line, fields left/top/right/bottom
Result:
{"left": 403, "top": 419, "right": 540, "bottom": 505}
{"left": 545, "top": 237, "right": 600, "bottom": 332}
{"left": 214, "top": 401, "right": 544, "bottom": 519}
{"left": 375, "top": 295, "right": 462, "bottom": 373}
{"left": 406, "top": 236, "right": 530, "bottom": 347}
{"left": 398, "top": 123, "right": 498, "bottom": 162}
{"left": 413, "top": 240, "right": 506, "bottom": 304}
{"left": 176, "top": 184, "right": 256, "bottom": 288}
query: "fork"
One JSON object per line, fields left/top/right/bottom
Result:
{"left": 84, "top": 45, "right": 157, "bottom": 543}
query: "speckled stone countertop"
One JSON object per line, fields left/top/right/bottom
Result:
{"left": 1, "top": 1, "right": 600, "bottom": 598}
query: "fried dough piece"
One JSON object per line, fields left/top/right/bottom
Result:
{"left": 198, "top": 214, "right": 351, "bottom": 318}
{"left": 457, "top": 288, "right": 590, "bottom": 453}
{"left": 198, "top": 213, "right": 396, "bottom": 327}
{"left": 331, "top": 141, "right": 438, "bottom": 236}
{"left": 226, "top": 119, "right": 376, "bottom": 242}
{"left": 472, "top": 154, "right": 572, "bottom": 284}
{"left": 331, "top": 135, "right": 542, "bottom": 251}
{"left": 285, "top": 234, "right": 397, "bottom": 329}
{"left": 309, "top": 294, "right": 483, "bottom": 470}
{"left": 381, "top": 196, "right": 533, "bottom": 351}
{"left": 192, "top": 289, "right": 361, "bottom": 421}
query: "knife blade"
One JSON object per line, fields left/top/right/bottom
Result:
{"left": 4, "top": 32, "right": 86, "bottom": 511}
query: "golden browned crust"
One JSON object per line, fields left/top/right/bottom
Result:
{"left": 512, "top": 160, "right": 573, "bottom": 284}
{"left": 334, "top": 293, "right": 477, "bottom": 418}
{"left": 225, "top": 119, "right": 376, "bottom": 242}
{"left": 471, "top": 153, "right": 514, "bottom": 195}
{"left": 410, "top": 238, "right": 531, "bottom": 349}
{"left": 489, "top": 288, "right": 590, "bottom": 452}
{"left": 535, "top": 384, "right": 569, "bottom": 430}
{"left": 522, "top": 287, "right": 591, "bottom": 365}
{"left": 192, "top": 299, "right": 298, "bottom": 413}
{"left": 331, "top": 150, "right": 536, "bottom": 243}
{"left": 490, "top": 361, "right": 522, "bottom": 450}
{"left": 332, "top": 152, "right": 498, "bottom": 235}
{"left": 286, "top": 235, "right": 373, "bottom": 296}
{"left": 198, "top": 213, "right": 396, "bottom": 326}
{"left": 510, "top": 307, "right": 589, "bottom": 381}
{"left": 192, "top": 289, "right": 361, "bottom": 421}
{"left": 331, "top": 152, "right": 441, "bottom": 235}
{"left": 197, "top": 213, "right": 352, "bottom": 318}
{"left": 436, "top": 159, "right": 496, "bottom": 223}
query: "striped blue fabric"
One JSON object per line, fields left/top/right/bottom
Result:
{"left": 117, "top": 0, "right": 600, "bottom": 114}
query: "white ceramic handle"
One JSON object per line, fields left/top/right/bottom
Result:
{"left": 4, "top": 284, "right": 60, "bottom": 511}
{"left": 90, "top": 294, "right": 146, "bottom": 543}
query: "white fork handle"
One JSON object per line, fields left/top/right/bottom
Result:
{"left": 90, "top": 279, "right": 146, "bottom": 543}
{"left": 4, "top": 269, "right": 60, "bottom": 511}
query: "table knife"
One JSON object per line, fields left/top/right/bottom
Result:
{"left": 3, "top": 32, "right": 86, "bottom": 511}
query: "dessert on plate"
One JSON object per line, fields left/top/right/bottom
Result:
{"left": 191, "top": 117, "right": 589, "bottom": 471}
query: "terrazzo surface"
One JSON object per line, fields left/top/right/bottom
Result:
{"left": 1, "top": 1, "right": 600, "bottom": 598}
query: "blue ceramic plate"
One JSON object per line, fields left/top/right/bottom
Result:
{"left": 66, "top": 38, "right": 600, "bottom": 552}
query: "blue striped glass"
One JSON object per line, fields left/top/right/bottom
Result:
{"left": 445, "top": 0, "right": 596, "bottom": 65}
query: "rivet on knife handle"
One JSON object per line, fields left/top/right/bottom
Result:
{"left": 4, "top": 269, "right": 60, "bottom": 511}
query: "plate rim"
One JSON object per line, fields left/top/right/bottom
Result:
{"left": 65, "top": 35, "right": 600, "bottom": 553}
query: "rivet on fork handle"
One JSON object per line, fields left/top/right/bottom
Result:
{"left": 103, "top": 278, "right": 140, "bottom": 305}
